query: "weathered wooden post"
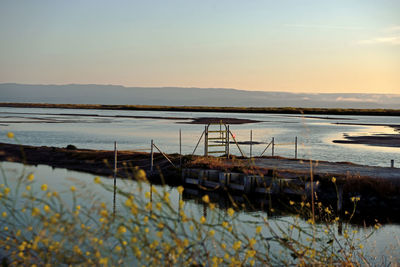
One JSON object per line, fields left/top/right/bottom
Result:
{"left": 250, "top": 130, "right": 253, "bottom": 159}
{"left": 227, "top": 125, "right": 230, "bottom": 159}
{"left": 150, "top": 139, "right": 154, "bottom": 173}
{"left": 295, "top": 136, "right": 298, "bottom": 159}
{"left": 179, "top": 129, "right": 182, "bottom": 168}
{"left": 391, "top": 160, "right": 394, "bottom": 168}
{"left": 113, "top": 141, "right": 117, "bottom": 218}
{"left": 204, "top": 125, "right": 208, "bottom": 156}
{"left": 272, "top": 137, "right": 275, "bottom": 156}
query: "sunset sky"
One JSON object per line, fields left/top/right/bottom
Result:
{"left": 0, "top": 0, "right": 399, "bottom": 94}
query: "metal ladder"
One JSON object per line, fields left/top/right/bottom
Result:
{"left": 204, "top": 122, "right": 229, "bottom": 157}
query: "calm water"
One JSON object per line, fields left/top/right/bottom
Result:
{"left": 1, "top": 161, "right": 399, "bottom": 264}
{"left": 0, "top": 107, "right": 399, "bottom": 167}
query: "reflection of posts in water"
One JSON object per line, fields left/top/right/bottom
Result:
{"left": 150, "top": 183, "right": 153, "bottom": 216}
{"left": 113, "top": 141, "right": 117, "bottom": 219}
{"left": 203, "top": 202, "right": 207, "bottom": 218}
{"left": 338, "top": 220, "right": 343, "bottom": 235}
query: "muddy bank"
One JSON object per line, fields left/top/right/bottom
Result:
{"left": 0, "top": 111, "right": 261, "bottom": 125}
{"left": 333, "top": 134, "right": 400, "bottom": 148}
{"left": 2, "top": 102, "right": 400, "bottom": 116}
{"left": 1, "top": 142, "right": 399, "bottom": 224}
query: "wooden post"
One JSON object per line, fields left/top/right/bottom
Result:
{"left": 150, "top": 140, "right": 154, "bottom": 173}
{"left": 227, "top": 125, "right": 230, "bottom": 159}
{"left": 391, "top": 160, "right": 394, "bottom": 168}
{"left": 179, "top": 129, "right": 182, "bottom": 168}
{"left": 250, "top": 130, "right": 253, "bottom": 159}
{"left": 272, "top": 137, "right": 275, "bottom": 157}
{"left": 113, "top": 141, "right": 117, "bottom": 218}
{"left": 204, "top": 125, "right": 208, "bottom": 156}
{"left": 295, "top": 136, "right": 298, "bottom": 159}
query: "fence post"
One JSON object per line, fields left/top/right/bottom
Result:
{"left": 113, "top": 141, "right": 117, "bottom": 218}
{"left": 150, "top": 140, "right": 154, "bottom": 173}
{"left": 391, "top": 160, "right": 394, "bottom": 168}
{"left": 227, "top": 125, "right": 230, "bottom": 159}
{"left": 204, "top": 125, "right": 208, "bottom": 156}
{"left": 250, "top": 130, "right": 253, "bottom": 159}
{"left": 272, "top": 137, "right": 275, "bottom": 157}
{"left": 295, "top": 136, "right": 298, "bottom": 159}
{"left": 179, "top": 129, "right": 182, "bottom": 168}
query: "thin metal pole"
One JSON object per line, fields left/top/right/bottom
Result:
{"left": 272, "top": 137, "right": 275, "bottom": 157}
{"left": 150, "top": 139, "right": 154, "bottom": 173}
{"left": 250, "top": 130, "right": 253, "bottom": 159}
{"left": 192, "top": 130, "right": 204, "bottom": 155}
{"left": 113, "top": 141, "right": 117, "bottom": 218}
{"left": 179, "top": 129, "right": 182, "bottom": 168}
{"left": 295, "top": 136, "right": 298, "bottom": 159}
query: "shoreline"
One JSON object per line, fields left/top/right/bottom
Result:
{"left": 1, "top": 142, "right": 399, "bottom": 224}
{"left": 1, "top": 102, "right": 400, "bottom": 116}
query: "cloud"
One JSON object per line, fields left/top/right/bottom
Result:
{"left": 357, "top": 36, "right": 400, "bottom": 46}
{"left": 283, "top": 24, "right": 364, "bottom": 31}
{"left": 335, "top": 97, "right": 377, "bottom": 103}
{"left": 384, "top": 25, "right": 400, "bottom": 33}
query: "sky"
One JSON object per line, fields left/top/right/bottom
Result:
{"left": 0, "top": 0, "right": 399, "bottom": 94}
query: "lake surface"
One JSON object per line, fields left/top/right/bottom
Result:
{"left": 1, "top": 161, "right": 399, "bottom": 264}
{"left": 1, "top": 107, "right": 399, "bottom": 167}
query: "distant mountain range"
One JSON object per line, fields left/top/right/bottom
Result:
{"left": 1, "top": 83, "right": 399, "bottom": 109}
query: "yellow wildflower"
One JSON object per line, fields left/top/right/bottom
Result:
{"left": 1, "top": 212, "right": 6, "bottom": 217}
{"left": 70, "top": 186, "right": 76, "bottom": 192}
{"left": 118, "top": 226, "right": 127, "bottom": 234}
{"left": 331, "top": 177, "right": 336, "bottom": 183}
{"left": 7, "top": 132, "right": 14, "bottom": 139}
{"left": 209, "top": 230, "right": 215, "bottom": 237}
{"left": 200, "top": 216, "right": 206, "bottom": 224}
{"left": 94, "top": 176, "right": 101, "bottom": 184}
{"left": 202, "top": 194, "right": 210, "bottom": 203}
{"left": 289, "top": 200, "right": 295, "bottom": 205}
{"left": 227, "top": 208, "right": 235, "bottom": 217}
{"left": 41, "top": 184, "right": 48, "bottom": 191}
{"left": 43, "top": 205, "right": 50, "bottom": 213}
{"left": 256, "top": 226, "right": 262, "bottom": 234}
{"left": 177, "top": 186, "right": 184, "bottom": 194}
{"left": 27, "top": 173, "right": 34, "bottom": 181}
{"left": 32, "top": 207, "right": 40, "bottom": 216}
{"left": 233, "top": 241, "right": 241, "bottom": 250}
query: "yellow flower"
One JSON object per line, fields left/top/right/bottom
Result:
{"left": 177, "top": 186, "right": 184, "bottom": 194}
{"left": 4, "top": 188, "right": 10, "bottom": 195}
{"left": 4, "top": 226, "right": 8, "bottom": 231}
{"left": 94, "top": 176, "right": 101, "bottom": 184}
{"left": 222, "top": 221, "right": 229, "bottom": 228}
{"left": 202, "top": 194, "right": 210, "bottom": 204}
{"left": 32, "top": 207, "right": 40, "bottom": 216}
{"left": 27, "top": 173, "right": 34, "bottom": 181}
{"left": 118, "top": 225, "right": 127, "bottom": 234}
{"left": 70, "top": 186, "right": 76, "bottom": 192}
{"left": 43, "top": 205, "right": 50, "bottom": 213}
{"left": 221, "top": 243, "right": 226, "bottom": 249}
{"left": 200, "top": 216, "right": 206, "bottom": 224}
{"left": 359, "top": 244, "right": 364, "bottom": 249}
{"left": 209, "top": 230, "right": 215, "bottom": 237}
{"left": 249, "top": 238, "right": 256, "bottom": 248}
{"left": 145, "top": 192, "right": 151, "bottom": 199}
{"left": 115, "top": 246, "right": 122, "bottom": 252}
{"left": 256, "top": 226, "right": 262, "bottom": 234}
{"left": 209, "top": 203, "right": 215, "bottom": 210}
{"left": 331, "top": 177, "right": 336, "bottom": 183}
{"left": 233, "top": 241, "right": 241, "bottom": 250}
{"left": 2, "top": 212, "right": 6, "bottom": 217}
{"left": 227, "top": 208, "right": 235, "bottom": 217}
{"left": 41, "top": 184, "right": 48, "bottom": 191}
{"left": 76, "top": 205, "right": 81, "bottom": 210}
{"left": 7, "top": 132, "right": 14, "bottom": 139}
{"left": 156, "top": 202, "right": 162, "bottom": 210}
{"left": 289, "top": 200, "right": 294, "bottom": 205}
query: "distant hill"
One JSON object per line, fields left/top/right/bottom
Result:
{"left": 1, "top": 83, "right": 399, "bottom": 109}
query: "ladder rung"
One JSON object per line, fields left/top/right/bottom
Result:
{"left": 208, "top": 131, "right": 225, "bottom": 133}
{"left": 208, "top": 144, "right": 226, "bottom": 147}
{"left": 208, "top": 137, "right": 225, "bottom": 140}
{"left": 208, "top": 151, "right": 227, "bottom": 154}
